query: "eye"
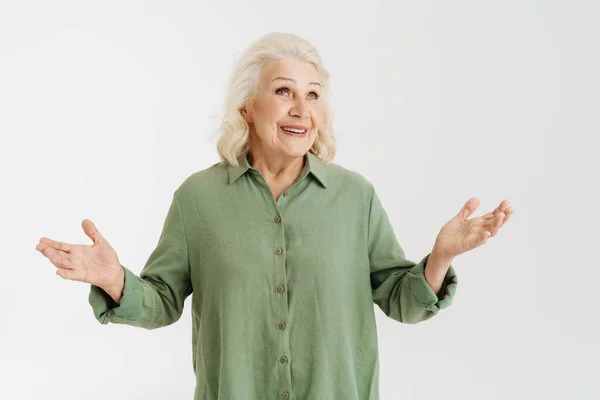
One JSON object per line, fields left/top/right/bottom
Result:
{"left": 275, "top": 87, "right": 291, "bottom": 96}
{"left": 275, "top": 87, "right": 320, "bottom": 100}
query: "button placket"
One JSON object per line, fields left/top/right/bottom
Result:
{"left": 269, "top": 196, "right": 291, "bottom": 395}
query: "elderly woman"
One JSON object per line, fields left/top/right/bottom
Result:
{"left": 36, "top": 32, "right": 513, "bottom": 400}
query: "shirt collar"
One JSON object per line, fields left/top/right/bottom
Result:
{"left": 227, "top": 151, "right": 328, "bottom": 188}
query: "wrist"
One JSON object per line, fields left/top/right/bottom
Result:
{"left": 427, "top": 249, "right": 453, "bottom": 277}
{"left": 103, "top": 265, "right": 125, "bottom": 304}
{"left": 430, "top": 244, "right": 454, "bottom": 263}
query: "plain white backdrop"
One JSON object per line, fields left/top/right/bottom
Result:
{"left": 1, "top": 0, "right": 598, "bottom": 399}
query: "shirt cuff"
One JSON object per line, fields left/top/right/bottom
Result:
{"left": 88, "top": 265, "right": 143, "bottom": 324}
{"left": 406, "top": 253, "right": 458, "bottom": 313}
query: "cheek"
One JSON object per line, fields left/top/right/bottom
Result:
{"left": 312, "top": 108, "right": 325, "bottom": 129}
{"left": 257, "top": 98, "right": 287, "bottom": 120}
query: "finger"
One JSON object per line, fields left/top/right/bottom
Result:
{"left": 36, "top": 242, "right": 69, "bottom": 256}
{"left": 487, "top": 212, "right": 505, "bottom": 237}
{"left": 491, "top": 208, "right": 513, "bottom": 227}
{"left": 482, "top": 213, "right": 503, "bottom": 228}
{"left": 494, "top": 200, "right": 511, "bottom": 214}
{"left": 459, "top": 197, "right": 480, "bottom": 220}
{"left": 485, "top": 200, "right": 510, "bottom": 219}
{"left": 56, "top": 268, "right": 84, "bottom": 281}
{"left": 467, "top": 215, "right": 488, "bottom": 228}
{"left": 39, "top": 237, "right": 72, "bottom": 253}
{"left": 497, "top": 199, "right": 509, "bottom": 211}
{"left": 482, "top": 211, "right": 495, "bottom": 220}
{"left": 82, "top": 219, "right": 105, "bottom": 245}
{"left": 502, "top": 208, "right": 514, "bottom": 225}
{"left": 481, "top": 200, "right": 511, "bottom": 223}
{"left": 38, "top": 245, "right": 73, "bottom": 269}
{"left": 480, "top": 230, "right": 491, "bottom": 244}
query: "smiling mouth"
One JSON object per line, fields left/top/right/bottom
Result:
{"left": 280, "top": 126, "right": 308, "bottom": 137}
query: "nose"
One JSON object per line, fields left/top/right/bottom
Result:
{"left": 289, "top": 99, "right": 310, "bottom": 120}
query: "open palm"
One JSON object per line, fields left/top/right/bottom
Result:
{"left": 36, "top": 219, "right": 121, "bottom": 289}
{"left": 434, "top": 198, "right": 514, "bottom": 258}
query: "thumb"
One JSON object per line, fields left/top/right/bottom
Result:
{"left": 458, "top": 197, "right": 479, "bottom": 220}
{"left": 82, "top": 219, "right": 105, "bottom": 244}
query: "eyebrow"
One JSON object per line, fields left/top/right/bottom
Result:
{"left": 271, "top": 77, "right": 321, "bottom": 87}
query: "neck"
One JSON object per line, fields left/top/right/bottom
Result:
{"left": 248, "top": 147, "right": 304, "bottom": 184}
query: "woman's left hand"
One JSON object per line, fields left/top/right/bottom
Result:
{"left": 432, "top": 198, "right": 514, "bottom": 259}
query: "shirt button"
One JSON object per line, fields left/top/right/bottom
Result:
{"left": 280, "top": 356, "right": 288, "bottom": 364}
{"left": 278, "top": 322, "right": 286, "bottom": 330}
{"left": 277, "top": 285, "right": 285, "bottom": 293}
{"left": 282, "top": 191, "right": 288, "bottom": 197}
{"left": 274, "top": 216, "right": 281, "bottom": 223}
{"left": 282, "top": 392, "right": 289, "bottom": 399}
{"left": 275, "top": 248, "right": 283, "bottom": 255}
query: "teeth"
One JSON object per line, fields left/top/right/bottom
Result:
{"left": 281, "top": 127, "right": 306, "bottom": 133}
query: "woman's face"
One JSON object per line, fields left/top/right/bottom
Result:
{"left": 242, "top": 57, "right": 325, "bottom": 160}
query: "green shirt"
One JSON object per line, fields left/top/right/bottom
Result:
{"left": 88, "top": 151, "right": 458, "bottom": 400}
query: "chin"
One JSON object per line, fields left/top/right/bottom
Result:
{"left": 272, "top": 130, "right": 316, "bottom": 159}
{"left": 280, "top": 146, "right": 311, "bottom": 159}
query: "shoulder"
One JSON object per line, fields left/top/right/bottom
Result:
{"left": 324, "top": 161, "right": 374, "bottom": 194}
{"left": 172, "top": 161, "right": 229, "bottom": 200}
{"left": 320, "top": 161, "right": 376, "bottom": 213}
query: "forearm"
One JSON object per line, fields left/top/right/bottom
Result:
{"left": 424, "top": 248, "right": 454, "bottom": 296}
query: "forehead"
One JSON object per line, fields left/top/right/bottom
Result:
{"left": 260, "top": 57, "right": 321, "bottom": 86}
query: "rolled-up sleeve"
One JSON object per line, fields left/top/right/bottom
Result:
{"left": 88, "top": 190, "right": 193, "bottom": 329}
{"left": 367, "top": 185, "right": 458, "bottom": 324}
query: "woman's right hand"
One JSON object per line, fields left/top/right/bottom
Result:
{"left": 36, "top": 219, "right": 125, "bottom": 303}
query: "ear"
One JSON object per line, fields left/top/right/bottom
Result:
{"left": 240, "top": 107, "right": 253, "bottom": 123}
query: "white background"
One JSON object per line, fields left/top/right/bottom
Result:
{"left": 1, "top": 0, "right": 599, "bottom": 399}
